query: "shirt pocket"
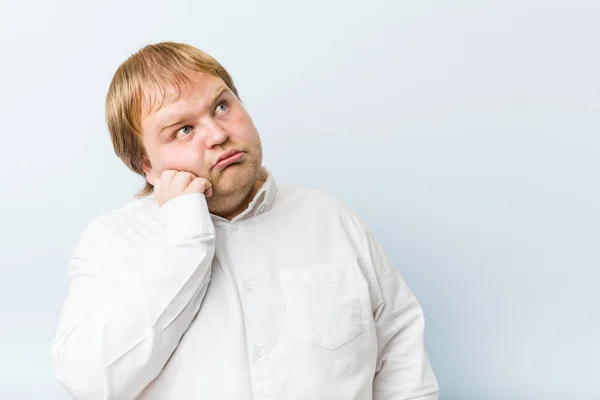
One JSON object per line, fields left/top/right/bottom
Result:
{"left": 279, "top": 262, "right": 362, "bottom": 350}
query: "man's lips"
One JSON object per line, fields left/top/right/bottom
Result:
{"left": 213, "top": 150, "right": 244, "bottom": 170}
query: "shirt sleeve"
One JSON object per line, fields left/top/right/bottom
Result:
{"left": 348, "top": 209, "right": 440, "bottom": 400}
{"left": 51, "top": 193, "right": 216, "bottom": 400}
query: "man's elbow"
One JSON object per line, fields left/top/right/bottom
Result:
{"left": 52, "top": 344, "right": 108, "bottom": 400}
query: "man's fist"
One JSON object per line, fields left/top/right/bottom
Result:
{"left": 154, "top": 170, "right": 213, "bottom": 207}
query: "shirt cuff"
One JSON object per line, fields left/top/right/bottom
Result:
{"left": 159, "top": 193, "right": 214, "bottom": 239}
{"left": 409, "top": 392, "right": 439, "bottom": 400}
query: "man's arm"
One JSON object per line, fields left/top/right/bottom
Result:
{"left": 348, "top": 209, "right": 439, "bottom": 400}
{"left": 51, "top": 193, "right": 215, "bottom": 400}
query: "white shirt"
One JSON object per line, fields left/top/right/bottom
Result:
{"left": 52, "top": 171, "right": 439, "bottom": 400}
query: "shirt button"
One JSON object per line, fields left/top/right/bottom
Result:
{"left": 232, "top": 225, "right": 239, "bottom": 232}
{"left": 253, "top": 346, "right": 263, "bottom": 358}
{"left": 243, "top": 281, "right": 253, "bottom": 292}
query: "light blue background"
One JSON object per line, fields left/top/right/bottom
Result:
{"left": 1, "top": 1, "right": 598, "bottom": 399}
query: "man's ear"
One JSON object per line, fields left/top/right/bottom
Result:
{"left": 142, "top": 157, "right": 158, "bottom": 186}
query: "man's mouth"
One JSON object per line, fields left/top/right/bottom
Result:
{"left": 213, "top": 150, "right": 245, "bottom": 170}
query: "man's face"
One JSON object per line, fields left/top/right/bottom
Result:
{"left": 141, "top": 72, "right": 263, "bottom": 201}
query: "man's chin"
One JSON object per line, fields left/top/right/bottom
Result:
{"left": 213, "top": 168, "right": 253, "bottom": 194}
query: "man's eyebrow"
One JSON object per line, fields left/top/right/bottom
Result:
{"left": 158, "top": 113, "right": 196, "bottom": 134}
{"left": 211, "top": 85, "right": 227, "bottom": 103}
{"left": 157, "top": 86, "right": 229, "bottom": 134}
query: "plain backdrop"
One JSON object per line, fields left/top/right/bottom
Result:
{"left": 1, "top": 0, "right": 598, "bottom": 399}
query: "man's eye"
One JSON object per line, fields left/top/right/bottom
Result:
{"left": 174, "top": 125, "right": 193, "bottom": 138}
{"left": 215, "top": 101, "right": 228, "bottom": 115}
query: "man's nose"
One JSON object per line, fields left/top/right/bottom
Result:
{"left": 203, "top": 120, "right": 228, "bottom": 148}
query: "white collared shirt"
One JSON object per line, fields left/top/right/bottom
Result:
{"left": 52, "top": 172, "right": 439, "bottom": 400}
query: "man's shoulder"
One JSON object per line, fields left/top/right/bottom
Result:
{"left": 274, "top": 183, "right": 370, "bottom": 250}
{"left": 81, "top": 196, "right": 159, "bottom": 236}
{"left": 276, "top": 183, "right": 345, "bottom": 207}
{"left": 274, "top": 183, "right": 359, "bottom": 220}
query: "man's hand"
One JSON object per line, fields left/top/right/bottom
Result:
{"left": 154, "top": 170, "right": 213, "bottom": 207}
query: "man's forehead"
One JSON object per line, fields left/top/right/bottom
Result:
{"left": 142, "top": 73, "right": 226, "bottom": 117}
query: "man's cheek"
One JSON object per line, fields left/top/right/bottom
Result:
{"left": 167, "top": 158, "right": 206, "bottom": 177}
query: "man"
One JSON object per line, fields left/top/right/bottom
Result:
{"left": 51, "top": 42, "right": 439, "bottom": 400}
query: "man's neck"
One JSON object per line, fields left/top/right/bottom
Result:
{"left": 211, "top": 169, "right": 268, "bottom": 221}
{"left": 221, "top": 178, "right": 265, "bottom": 221}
